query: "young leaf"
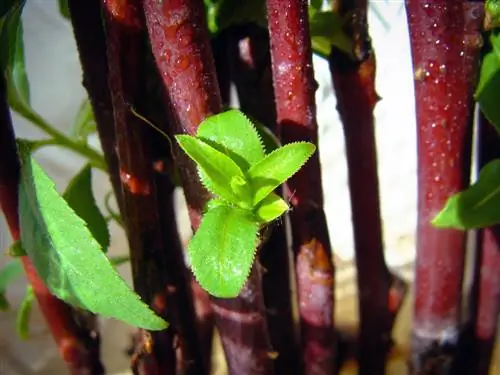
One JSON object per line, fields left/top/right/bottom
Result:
{"left": 0, "top": 0, "right": 31, "bottom": 114}
{"left": 248, "top": 142, "right": 316, "bottom": 205}
{"left": 432, "top": 159, "right": 500, "bottom": 229}
{"left": 486, "top": 0, "right": 500, "bottom": 29}
{"left": 196, "top": 109, "right": 265, "bottom": 170}
{"left": 187, "top": 205, "right": 259, "bottom": 298}
{"left": 0, "top": 259, "right": 23, "bottom": 310}
{"left": 63, "top": 164, "right": 110, "bottom": 252}
{"left": 8, "top": 239, "right": 26, "bottom": 257}
{"left": 175, "top": 134, "right": 252, "bottom": 207}
{"left": 16, "top": 285, "right": 34, "bottom": 339}
{"left": 255, "top": 192, "right": 289, "bottom": 224}
{"left": 17, "top": 142, "right": 167, "bottom": 330}
{"left": 70, "top": 99, "right": 97, "bottom": 142}
{"left": 475, "top": 31, "right": 500, "bottom": 131}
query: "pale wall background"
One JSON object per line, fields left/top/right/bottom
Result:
{"left": 0, "top": 1, "right": 417, "bottom": 374}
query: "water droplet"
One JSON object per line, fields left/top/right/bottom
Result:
{"left": 175, "top": 56, "right": 190, "bottom": 71}
{"left": 164, "top": 23, "right": 178, "bottom": 39}
{"left": 176, "top": 22, "right": 194, "bottom": 47}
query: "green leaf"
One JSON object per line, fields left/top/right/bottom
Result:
{"left": 0, "top": 259, "right": 23, "bottom": 310}
{"left": 214, "top": 0, "right": 267, "bottom": 33}
{"left": 476, "top": 31, "right": 500, "bottom": 131}
{"left": 253, "top": 119, "right": 281, "bottom": 154}
{"left": 70, "top": 99, "right": 97, "bottom": 143}
{"left": 486, "top": 0, "right": 500, "bottom": 29}
{"left": 109, "top": 255, "right": 130, "bottom": 266}
{"left": 309, "top": 11, "right": 354, "bottom": 59}
{"left": 432, "top": 159, "right": 500, "bottom": 229}
{"left": 17, "top": 142, "right": 167, "bottom": 330}
{"left": 7, "top": 239, "right": 26, "bottom": 257}
{"left": 187, "top": 205, "right": 259, "bottom": 298}
{"left": 16, "top": 285, "right": 34, "bottom": 339}
{"left": 254, "top": 192, "right": 289, "bottom": 224}
{"left": 248, "top": 142, "right": 316, "bottom": 205}
{"left": 196, "top": 109, "right": 266, "bottom": 170}
{"left": 58, "top": 0, "right": 70, "bottom": 20}
{"left": 175, "top": 134, "right": 252, "bottom": 207}
{"left": 0, "top": 0, "right": 31, "bottom": 113}
{"left": 63, "top": 164, "right": 110, "bottom": 252}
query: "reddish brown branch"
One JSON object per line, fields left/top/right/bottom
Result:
{"left": 101, "top": 1, "right": 205, "bottom": 373}
{"left": 143, "top": 1, "right": 274, "bottom": 373}
{"left": 266, "top": 1, "right": 336, "bottom": 374}
{"left": 466, "top": 115, "right": 500, "bottom": 375}
{"left": 225, "top": 24, "right": 301, "bottom": 375}
{"left": 327, "top": 2, "right": 407, "bottom": 374}
{"left": 405, "top": 2, "right": 483, "bottom": 373}
{"left": 67, "top": 0, "right": 123, "bottom": 209}
{"left": 0, "top": 73, "right": 104, "bottom": 374}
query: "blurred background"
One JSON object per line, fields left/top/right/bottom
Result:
{"left": 0, "top": 1, "right": 421, "bottom": 374}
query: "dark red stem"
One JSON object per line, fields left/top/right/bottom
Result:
{"left": 226, "top": 24, "right": 301, "bottom": 375}
{"left": 67, "top": 0, "right": 123, "bottom": 209}
{"left": 406, "top": 1, "right": 483, "bottom": 373}
{"left": 468, "top": 115, "right": 500, "bottom": 375}
{"left": 266, "top": 1, "right": 336, "bottom": 374}
{"left": 0, "top": 73, "right": 104, "bottom": 375}
{"left": 101, "top": 1, "right": 205, "bottom": 373}
{"left": 143, "top": 1, "right": 274, "bottom": 373}
{"left": 327, "top": 2, "right": 407, "bottom": 374}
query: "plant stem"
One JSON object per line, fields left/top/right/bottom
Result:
{"left": 0, "top": 73, "right": 104, "bottom": 375}
{"left": 327, "top": 2, "right": 408, "bottom": 374}
{"left": 143, "top": 1, "right": 275, "bottom": 373}
{"left": 226, "top": 24, "right": 301, "bottom": 375}
{"left": 67, "top": 0, "right": 123, "bottom": 210}
{"left": 266, "top": 1, "right": 336, "bottom": 374}
{"left": 101, "top": 1, "right": 205, "bottom": 373}
{"left": 405, "top": 2, "right": 483, "bottom": 373}
{"left": 467, "top": 114, "right": 500, "bottom": 375}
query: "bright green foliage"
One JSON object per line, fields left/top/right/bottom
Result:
{"left": 486, "top": 0, "right": 500, "bottom": 28}
{"left": 248, "top": 142, "right": 315, "bottom": 205}
{"left": 309, "top": 10, "right": 354, "bottom": 59}
{"left": 16, "top": 286, "right": 33, "bottom": 339}
{"left": 63, "top": 164, "right": 110, "bottom": 252}
{"left": 432, "top": 159, "right": 500, "bottom": 229}
{"left": 0, "top": 259, "right": 23, "bottom": 310}
{"left": 175, "top": 109, "right": 315, "bottom": 297}
{"left": 188, "top": 206, "right": 259, "bottom": 298}
{"left": 70, "top": 99, "right": 97, "bottom": 143}
{"left": 58, "top": 0, "right": 70, "bottom": 20}
{"left": 476, "top": 31, "right": 500, "bottom": 132}
{"left": 16, "top": 141, "right": 167, "bottom": 330}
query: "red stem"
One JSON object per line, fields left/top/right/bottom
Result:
{"left": 327, "top": 2, "right": 407, "bottom": 374}
{"left": 143, "top": 1, "right": 274, "bottom": 373}
{"left": 266, "top": 1, "right": 336, "bottom": 374}
{"left": 67, "top": 0, "right": 123, "bottom": 210}
{"left": 226, "top": 24, "right": 301, "bottom": 375}
{"left": 0, "top": 74, "right": 104, "bottom": 374}
{"left": 406, "top": 1, "right": 483, "bottom": 373}
{"left": 470, "top": 115, "right": 500, "bottom": 375}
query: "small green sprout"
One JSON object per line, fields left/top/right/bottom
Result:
{"left": 175, "top": 109, "right": 316, "bottom": 298}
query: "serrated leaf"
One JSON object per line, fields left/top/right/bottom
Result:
{"left": 175, "top": 135, "right": 252, "bottom": 207}
{"left": 0, "top": 259, "right": 23, "bottom": 310}
{"left": 63, "top": 164, "right": 110, "bottom": 252}
{"left": 197, "top": 109, "right": 266, "bottom": 170}
{"left": 17, "top": 142, "right": 167, "bottom": 330}
{"left": 70, "top": 99, "right": 97, "bottom": 142}
{"left": 476, "top": 31, "right": 500, "bottom": 131}
{"left": 187, "top": 205, "right": 258, "bottom": 298}
{"left": 432, "top": 159, "right": 500, "bottom": 229}
{"left": 16, "top": 285, "right": 34, "bottom": 339}
{"left": 255, "top": 192, "right": 289, "bottom": 224}
{"left": 248, "top": 142, "right": 316, "bottom": 205}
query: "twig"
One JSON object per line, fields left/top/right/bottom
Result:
{"left": 266, "top": 1, "right": 336, "bottom": 374}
